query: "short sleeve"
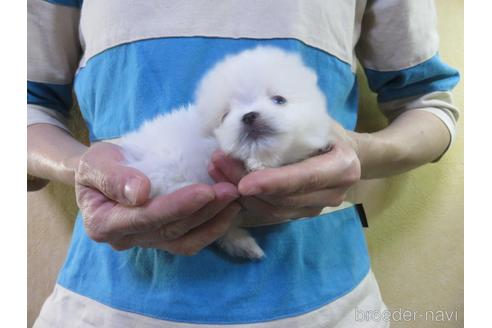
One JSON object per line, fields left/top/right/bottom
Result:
{"left": 27, "top": 0, "right": 83, "bottom": 132}
{"left": 356, "top": 0, "right": 460, "bottom": 158}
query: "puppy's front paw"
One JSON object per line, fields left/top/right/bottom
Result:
{"left": 217, "top": 227, "right": 265, "bottom": 260}
{"left": 245, "top": 158, "right": 266, "bottom": 172}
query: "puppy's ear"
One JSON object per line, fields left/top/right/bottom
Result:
{"left": 194, "top": 77, "right": 229, "bottom": 136}
{"left": 195, "top": 103, "right": 225, "bottom": 136}
{"left": 194, "top": 61, "right": 233, "bottom": 136}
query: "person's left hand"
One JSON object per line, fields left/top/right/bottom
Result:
{"left": 208, "top": 134, "right": 361, "bottom": 226}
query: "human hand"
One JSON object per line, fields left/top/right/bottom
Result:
{"left": 75, "top": 142, "right": 240, "bottom": 255}
{"left": 208, "top": 132, "right": 360, "bottom": 225}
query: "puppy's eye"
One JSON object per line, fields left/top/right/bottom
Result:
{"left": 271, "top": 95, "right": 287, "bottom": 105}
{"left": 221, "top": 111, "right": 229, "bottom": 122}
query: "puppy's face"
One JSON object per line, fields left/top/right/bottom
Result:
{"left": 196, "top": 47, "right": 334, "bottom": 169}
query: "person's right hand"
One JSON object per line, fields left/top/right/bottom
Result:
{"left": 75, "top": 142, "right": 240, "bottom": 256}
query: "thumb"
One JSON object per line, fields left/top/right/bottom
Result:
{"left": 76, "top": 142, "right": 151, "bottom": 206}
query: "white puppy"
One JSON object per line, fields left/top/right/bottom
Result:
{"left": 119, "top": 47, "right": 335, "bottom": 259}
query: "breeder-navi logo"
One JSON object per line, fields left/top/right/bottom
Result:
{"left": 355, "top": 307, "right": 460, "bottom": 322}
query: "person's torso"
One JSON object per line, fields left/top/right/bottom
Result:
{"left": 58, "top": 1, "right": 375, "bottom": 325}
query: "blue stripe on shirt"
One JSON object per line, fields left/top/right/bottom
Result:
{"left": 364, "top": 53, "right": 460, "bottom": 103}
{"left": 43, "top": 0, "right": 82, "bottom": 8}
{"left": 27, "top": 80, "right": 73, "bottom": 117}
{"left": 74, "top": 37, "right": 359, "bottom": 141}
{"left": 58, "top": 207, "right": 370, "bottom": 324}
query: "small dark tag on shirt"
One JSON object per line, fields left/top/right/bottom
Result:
{"left": 355, "top": 203, "right": 369, "bottom": 228}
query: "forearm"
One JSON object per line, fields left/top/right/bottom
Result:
{"left": 350, "top": 110, "right": 451, "bottom": 179}
{"left": 27, "top": 123, "right": 88, "bottom": 187}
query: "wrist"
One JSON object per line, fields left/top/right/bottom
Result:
{"left": 61, "top": 152, "right": 85, "bottom": 186}
{"left": 347, "top": 130, "right": 412, "bottom": 179}
{"left": 345, "top": 131, "right": 372, "bottom": 179}
{"left": 28, "top": 124, "right": 89, "bottom": 187}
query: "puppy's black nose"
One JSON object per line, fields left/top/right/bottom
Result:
{"left": 242, "top": 112, "right": 259, "bottom": 125}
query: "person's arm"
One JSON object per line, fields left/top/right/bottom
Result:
{"left": 353, "top": 0, "right": 460, "bottom": 178}
{"left": 28, "top": 124, "right": 87, "bottom": 186}
{"left": 29, "top": 122, "right": 241, "bottom": 255}
{"left": 349, "top": 109, "right": 451, "bottom": 179}
{"left": 210, "top": 110, "right": 456, "bottom": 224}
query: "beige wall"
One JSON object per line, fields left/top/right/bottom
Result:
{"left": 27, "top": 1, "right": 464, "bottom": 327}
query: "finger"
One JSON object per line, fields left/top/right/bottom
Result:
{"left": 238, "top": 196, "right": 323, "bottom": 224}
{"left": 108, "top": 240, "right": 134, "bottom": 251}
{"left": 208, "top": 162, "right": 230, "bottom": 183}
{"left": 211, "top": 150, "right": 247, "bottom": 184}
{"left": 76, "top": 142, "right": 151, "bottom": 206}
{"left": 261, "top": 186, "right": 349, "bottom": 208}
{"left": 144, "top": 202, "right": 241, "bottom": 256}
{"left": 159, "top": 183, "right": 238, "bottom": 240}
{"left": 94, "top": 184, "right": 217, "bottom": 239}
{"left": 238, "top": 144, "right": 360, "bottom": 196}
{"left": 124, "top": 183, "right": 239, "bottom": 243}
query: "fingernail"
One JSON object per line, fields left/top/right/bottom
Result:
{"left": 124, "top": 177, "right": 142, "bottom": 205}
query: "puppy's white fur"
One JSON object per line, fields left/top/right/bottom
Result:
{"left": 119, "top": 47, "right": 335, "bottom": 259}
